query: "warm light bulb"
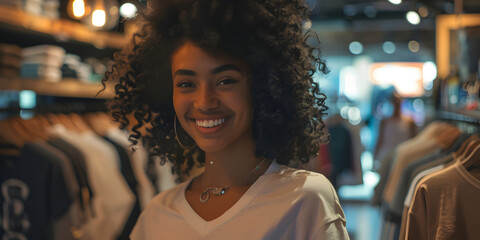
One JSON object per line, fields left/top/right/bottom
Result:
{"left": 83, "top": 0, "right": 119, "bottom": 30}
{"left": 67, "top": 0, "right": 90, "bottom": 19}
{"left": 92, "top": 9, "right": 106, "bottom": 27}
{"left": 73, "top": 0, "right": 86, "bottom": 17}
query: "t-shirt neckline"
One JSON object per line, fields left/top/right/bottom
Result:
{"left": 455, "top": 161, "right": 480, "bottom": 190}
{"left": 176, "top": 161, "right": 279, "bottom": 236}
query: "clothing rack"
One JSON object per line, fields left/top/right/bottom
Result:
{"left": 436, "top": 110, "right": 480, "bottom": 124}
{"left": 35, "top": 96, "right": 108, "bottom": 114}
{"left": 436, "top": 110, "right": 480, "bottom": 134}
{"left": 0, "top": 91, "right": 108, "bottom": 120}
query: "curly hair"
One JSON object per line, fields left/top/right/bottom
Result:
{"left": 104, "top": 0, "right": 329, "bottom": 177}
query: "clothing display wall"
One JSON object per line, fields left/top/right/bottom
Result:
{"left": 0, "top": 113, "right": 176, "bottom": 240}
{"left": 373, "top": 121, "right": 480, "bottom": 240}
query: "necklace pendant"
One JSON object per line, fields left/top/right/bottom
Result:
{"left": 199, "top": 186, "right": 230, "bottom": 203}
{"left": 200, "top": 190, "right": 210, "bottom": 203}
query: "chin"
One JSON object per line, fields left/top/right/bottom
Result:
{"left": 195, "top": 140, "right": 229, "bottom": 153}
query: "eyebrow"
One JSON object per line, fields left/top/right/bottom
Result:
{"left": 211, "top": 64, "right": 240, "bottom": 74}
{"left": 173, "top": 64, "right": 241, "bottom": 78}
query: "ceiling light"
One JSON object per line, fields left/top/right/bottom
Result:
{"left": 388, "top": 0, "right": 402, "bottom": 5}
{"left": 406, "top": 11, "right": 421, "bottom": 25}
{"left": 343, "top": 5, "right": 356, "bottom": 17}
{"left": 382, "top": 41, "right": 396, "bottom": 54}
{"left": 364, "top": 6, "right": 377, "bottom": 18}
{"left": 120, "top": 2, "right": 137, "bottom": 19}
{"left": 349, "top": 41, "right": 363, "bottom": 55}
{"left": 418, "top": 6, "right": 429, "bottom": 18}
{"left": 408, "top": 40, "right": 420, "bottom": 52}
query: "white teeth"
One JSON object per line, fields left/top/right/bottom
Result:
{"left": 195, "top": 118, "right": 226, "bottom": 128}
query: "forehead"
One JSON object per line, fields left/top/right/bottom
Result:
{"left": 171, "top": 42, "right": 248, "bottom": 73}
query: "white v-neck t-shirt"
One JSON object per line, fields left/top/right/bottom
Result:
{"left": 130, "top": 162, "right": 349, "bottom": 240}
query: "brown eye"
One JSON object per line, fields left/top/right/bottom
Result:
{"left": 177, "top": 82, "right": 195, "bottom": 88}
{"left": 217, "top": 79, "right": 237, "bottom": 86}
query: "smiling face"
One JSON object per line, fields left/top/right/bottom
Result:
{"left": 172, "top": 42, "right": 254, "bottom": 153}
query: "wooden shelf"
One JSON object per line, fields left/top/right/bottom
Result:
{"left": 0, "top": 5, "right": 133, "bottom": 49}
{"left": 0, "top": 77, "right": 115, "bottom": 99}
{"left": 436, "top": 14, "right": 480, "bottom": 79}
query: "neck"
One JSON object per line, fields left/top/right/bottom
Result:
{"left": 201, "top": 134, "right": 266, "bottom": 188}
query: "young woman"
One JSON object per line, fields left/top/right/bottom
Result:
{"left": 105, "top": 0, "right": 349, "bottom": 239}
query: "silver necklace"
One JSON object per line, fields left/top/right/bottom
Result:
{"left": 199, "top": 158, "right": 268, "bottom": 203}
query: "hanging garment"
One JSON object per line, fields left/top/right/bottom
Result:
{"left": 104, "top": 128, "right": 156, "bottom": 208}
{"left": 341, "top": 123, "right": 364, "bottom": 186}
{"left": 398, "top": 164, "right": 445, "bottom": 240}
{"left": 405, "top": 161, "right": 480, "bottom": 240}
{"left": 103, "top": 137, "right": 141, "bottom": 240}
{"left": 382, "top": 125, "right": 441, "bottom": 205}
{"left": 372, "top": 150, "right": 396, "bottom": 206}
{"left": 377, "top": 122, "right": 452, "bottom": 240}
{"left": 327, "top": 121, "right": 353, "bottom": 189}
{"left": 48, "top": 138, "right": 94, "bottom": 214}
{"left": 375, "top": 117, "right": 413, "bottom": 163}
{"left": 48, "top": 125, "right": 135, "bottom": 240}
{"left": 0, "top": 142, "right": 72, "bottom": 240}
{"left": 31, "top": 141, "right": 83, "bottom": 240}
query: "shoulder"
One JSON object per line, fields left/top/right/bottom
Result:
{"left": 259, "top": 163, "right": 347, "bottom": 232}
{"left": 273, "top": 164, "right": 333, "bottom": 189}
{"left": 265, "top": 164, "right": 339, "bottom": 207}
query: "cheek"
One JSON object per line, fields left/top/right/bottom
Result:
{"left": 172, "top": 93, "right": 187, "bottom": 116}
{"left": 229, "top": 93, "right": 253, "bottom": 122}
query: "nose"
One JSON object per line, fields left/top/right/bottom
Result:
{"left": 194, "top": 85, "right": 220, "bottom": 112}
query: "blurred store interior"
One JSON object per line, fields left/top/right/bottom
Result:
{"left": 1, "top": 0, "right": 480, "bottom": 239}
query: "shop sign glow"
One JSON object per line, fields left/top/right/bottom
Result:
{"left": 370, "top": 62, "right": 426, "bottom": 97}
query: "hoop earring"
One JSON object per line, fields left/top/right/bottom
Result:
{"left": 174, "top": 115, "right": 195, "bottom": 150}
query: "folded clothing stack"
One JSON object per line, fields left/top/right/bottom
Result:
{"left": 0, "top": 0, "right": 59, "bottom": 19}
{"left": 63, "top": 54, "right": 92, "bottom": 82}
{"left": 21, "top": 45, "right": 65, "bottom": 82}
{"left": 0, "top": 43, "right": 22, "bottom": 78}
{"left": 85, "top": 57, "right": 112, "bottom": 83}
{"left": 23, "top": 0, "right": 43, "bottom": 16}
{"left": 43, "top": 0, "right": 59, "bottom": 19}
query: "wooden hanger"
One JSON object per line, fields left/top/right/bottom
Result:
{"left": 82, "top": 112, "right": 107, "bottom": 136}
{"left": 453, "top": 134, "right": 478, "bottom": 158}
{"left": 0, "top": 118, "right": 33, "bottom": 156}
{"left": 34, "top": 115, "right": 53, "bottom": 129}
{"left": 435, "top": 124, "right": 462, "bottom": 150}
{"left": 460, "top": 141, "right": 480, "bottom": 170}
{"left": 456, "top": 136, "right": 480, "bottom": 162}
{"left": 13, "top": 117, "right": 48, "bottom": 141}
{"left": 0, "top": 120, "right": 24, "bottom": 155}
{"left": 56, "top": 113, "right": 78, "bottom": 132}
{"left": 419, "top": 121, "right": 447, "bottom": 140}
{"left": 69, "top": 113, "right": 92, "bottom": 133}
{"left": 46, "top": 113, "right": 63, "bottom": 126}
{"left": 8, "top": 118, "right": 36, "bottom": 142}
